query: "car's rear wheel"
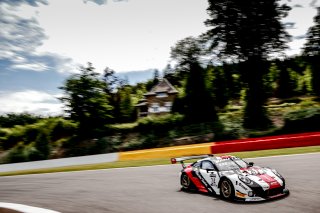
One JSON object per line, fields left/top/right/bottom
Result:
{"left": 220, "top": 179, "right": 234, "bottom": 200}
{"left": 180, "top": 173, "right": 194, "bottom": 190}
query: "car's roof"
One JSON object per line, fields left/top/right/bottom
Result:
{"left": 196, "top": 155, "right": 238, "bottom": 163}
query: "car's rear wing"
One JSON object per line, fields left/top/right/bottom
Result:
{"left": 171, "top": 155, "right": 213, "bottom": 168}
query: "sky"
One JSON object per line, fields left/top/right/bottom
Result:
{"left": 0, "top": 0, "right": 319, "bottom": 116}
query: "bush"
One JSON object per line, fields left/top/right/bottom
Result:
{"left": 6, "top": 142, "right": 28, "bottom": 163}
{"left": 282, "top": 107, "right": 320, "bottom": 133}
{"left": 1, "top": 126, "right": 25, "bottom": 150}
{"left": 136, "top": 114, "right": 184, "bottom": 133}
{"left": 49, "top": 118, "right": 77, "bottom": 141}
{"left": 23, "top": 125, "right": 41, "bottom": 143}
{"left": 120, "top": 137, "right": 144, "bottom": 151}
{"left": 0, "top": 113, "right": 40, "bottom": 128}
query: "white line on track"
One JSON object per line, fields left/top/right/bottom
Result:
{"left": 0, "top": 152, "right": 319, "bottom": 178}
{"left": 0, "top": 202, "right": 60, "bottom": 213}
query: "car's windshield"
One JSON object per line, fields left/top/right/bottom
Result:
{"left": 232, "top": 159, "right": 248, "bottom": 168}
{"left": 215, "top": 159, "right": 241, "bottom": 171}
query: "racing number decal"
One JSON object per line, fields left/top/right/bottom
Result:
{"left": 209, "top": 172, "right": 218, "bottom": 187}
{"left": 198, "top": 169, "right": 218, "bottom": 194}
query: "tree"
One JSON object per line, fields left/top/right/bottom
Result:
{"left": 207, "top": 66, "right": 229, "bottom": 109}
{"left": 103, "top": 66, "right": 118, "bottom": 98}
{"left": 59, "top": 63, "right": 113, "bottom": 135}
{"left": 152, "top": 69, "right": 160, "bottom": 85}
{"left": 271, "top": 60, "right": 296, "bottom": 99}
{"left": 0, "top": 113, "right": 40, "bottom": 128}
{"left": 163, "top": 64, "right": 182, "bottom": 87}
{"left": 146, "top": 69, "right": 160, "bottom": 91}
{"left": 171, "top": 37, "right": 218, "bottom": 123}
{"left": 118, "top": 86, "right": 136, "bottom": 123}
{"left": 204, "top": 0, "right": 290, "bottom": 129}
{"left": 303, "top": 7, "right": 320, "bottom": 96}
{"left": 32, "top": 132, "right": 51, "bottom": 160}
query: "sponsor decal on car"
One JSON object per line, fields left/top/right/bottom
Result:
{"left": 236, "top": 190, "right": 247, "bottom": 198}
{"left": 238, "top": 182, "right": 248, "bottom": 190}
{"left": 246, "top": 197, "right": 265, "bottom": 201}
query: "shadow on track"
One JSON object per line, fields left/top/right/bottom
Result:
{"left": 178, "top": 187, "right": 290, "bottom": 205}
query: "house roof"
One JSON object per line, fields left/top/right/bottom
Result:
{"left": 135, "top": 102, "right": 147, "bottom": 107}
{"left": 144, "top": 78, "right": 178, "bottom": 96}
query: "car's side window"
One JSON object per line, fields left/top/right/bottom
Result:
{"left": 201, "top": 161, "right": 215, "bottom": 170}
{"left": 193, "top": 162, "right": 200, "bottom": 168}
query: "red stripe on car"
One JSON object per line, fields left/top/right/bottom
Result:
{"left": 258, "top": 174, "right": 281, "bottom": 189}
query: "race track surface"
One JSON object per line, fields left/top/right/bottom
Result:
{"left": 0, "top": 153, "right": 319, "bottom": 213}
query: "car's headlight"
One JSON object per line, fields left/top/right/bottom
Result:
{"left": 238, "top": 175, "right": 252, "bottom": 185}
{"left": 271, "top": 169, "right": 283, "bottom": 179}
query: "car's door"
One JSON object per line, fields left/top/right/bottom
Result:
{"left": 199, "top": 160, "right": 220, "bottom": 194}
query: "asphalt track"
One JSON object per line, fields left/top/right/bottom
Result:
{"left": 0, "top": 153, "right": 319, "bottom": 213}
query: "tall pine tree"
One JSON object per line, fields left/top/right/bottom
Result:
{"left": 204, "top": 0, "right": 290, "bottom": 129}
{"left": 303, "top": 7, "right": 320, "bottom": 96}
{"left": 171, "top": 37, "right": 218, "bottom": 123}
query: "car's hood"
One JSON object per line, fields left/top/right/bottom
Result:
{"left": 220, "top": 166, "right": 268, "bottom": 176}
{"left": 220, "top": 166, "right": 282, "bottom": 188}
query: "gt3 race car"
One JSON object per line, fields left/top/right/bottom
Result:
{"left": 171, "top": 155, "right": 289, "bottom": 201}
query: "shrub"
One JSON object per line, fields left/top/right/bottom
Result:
{"left": 282, "top": 107, "right": 320, "bottom": 133}
{"left": 49, "top": 118, "right": 77, "bottom": 141}
{"left": 1, "top": 126, "right": 25, "bottom": 150}
{"left": 34, "top": 132, "right": 51, "bottom": 160}
{"left": 136, "top": 114, "right": 184, "bottom": 133}
{"left": 23, "top": 124, "right": 41, "bottom": 143}
{"left": 6, "top": 142, "right": 28, "bottom": 163}
{"left": 120, "top": 138, "right": 144, "bottom": 151}
{"left": 0, "top": 113, "right": 40, "bottom": 128}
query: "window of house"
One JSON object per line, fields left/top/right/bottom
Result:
{"left": 149, "top": 103, "right": 160, "bottom": 113}
{"left": 156, "top": 92, "right": 168, "bottom": 98}
{"left": 164, "top": 102, "right": 172, "bottom": 112}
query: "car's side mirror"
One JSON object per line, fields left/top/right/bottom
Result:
{"left": 248, "top": 162, "right": 254, "bottom": 167}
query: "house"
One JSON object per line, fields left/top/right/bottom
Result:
{"left": 136, "top": 78, "right": 178, "bottom": 117}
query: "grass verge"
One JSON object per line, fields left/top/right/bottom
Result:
{"left": 0, "top": 145, "right": 319, "bottom": 177}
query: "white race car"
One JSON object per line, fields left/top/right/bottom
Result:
{"left": 171, "top": 155, "right": 289, "bottom": 201}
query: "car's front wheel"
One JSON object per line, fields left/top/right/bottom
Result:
{"left": 180, "top": 173, "right": 194, "bottom": 190}
{"left": 220, "top": 179, "right": 234, "bottom": 200}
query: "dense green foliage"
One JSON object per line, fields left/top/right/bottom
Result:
{"left": 0, "top": 113, "right": 40, "bottom": 128}
{"left": 0, "top": 118, "right": 77, "bottom": 163}
{"left": 282, "top": 107, "right": 320, "bottom": 133}
{"left": 204, "top": 0, "right": 290, "bottom": 129}
{"left": 170, "top": 37, "right": 218, "bottom": 123}
{"left": 59, "top": 63, "right": 113, "bottom": 135}
{"left": 303, "top": 7, "right": 320, "bottom": 96}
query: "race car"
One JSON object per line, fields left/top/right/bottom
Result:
{"left": 171, "top": 155, "right": 289, "bottom": 201}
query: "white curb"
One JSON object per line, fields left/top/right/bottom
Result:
{"left": 0, "top": 202, "right": 60, "bottom": 213}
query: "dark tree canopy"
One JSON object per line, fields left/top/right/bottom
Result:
{"left": 171, "top": 37, "right": 218, "bottom": 123}
{"left": 171, "top": 37, "right": 206, "bottom": 71}
{"left": 60, "top": 63, "right": 113, "bottom": 134}
{"left": 204, "top": 0, "right": 290, "bottom": 129}
{"left": 303, "top": 7, "right": 320, "bottom": 57}
{"left": 204, "top": 0, "right": 291, "bottom": 61}
{"left": 303, "top": 7, "right": 320, "bottom": 96}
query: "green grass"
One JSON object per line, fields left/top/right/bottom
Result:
{"left": 0, "top": 145, "right": 319, "bottom": 177}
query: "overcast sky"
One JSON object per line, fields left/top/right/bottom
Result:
{"left": 0, "top": 0, "right": 319, "bottom": 116}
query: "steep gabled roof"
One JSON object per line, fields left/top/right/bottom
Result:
{"left": 144, "top": 78, "right": 178, "bottom": 96}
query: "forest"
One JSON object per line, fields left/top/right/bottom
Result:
{"left": 0, "top": 1, "right": 319, "bottom": 163}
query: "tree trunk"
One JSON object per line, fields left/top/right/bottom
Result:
{"left": 242, "top": 57, "right": 272, "bottom": 129}
{"left": 310, "top": 55, "right": 320, "bottom": 97}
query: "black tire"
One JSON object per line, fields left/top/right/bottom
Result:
{"left": 180, "top": 173, "right": 195, "bottom": 191}
{"left": 219, "top": 179, "right": 235, "bottom": 200}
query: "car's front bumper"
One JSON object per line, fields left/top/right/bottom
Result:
{"left": 236, "top": 188, "right": 289, "bottom": 202}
